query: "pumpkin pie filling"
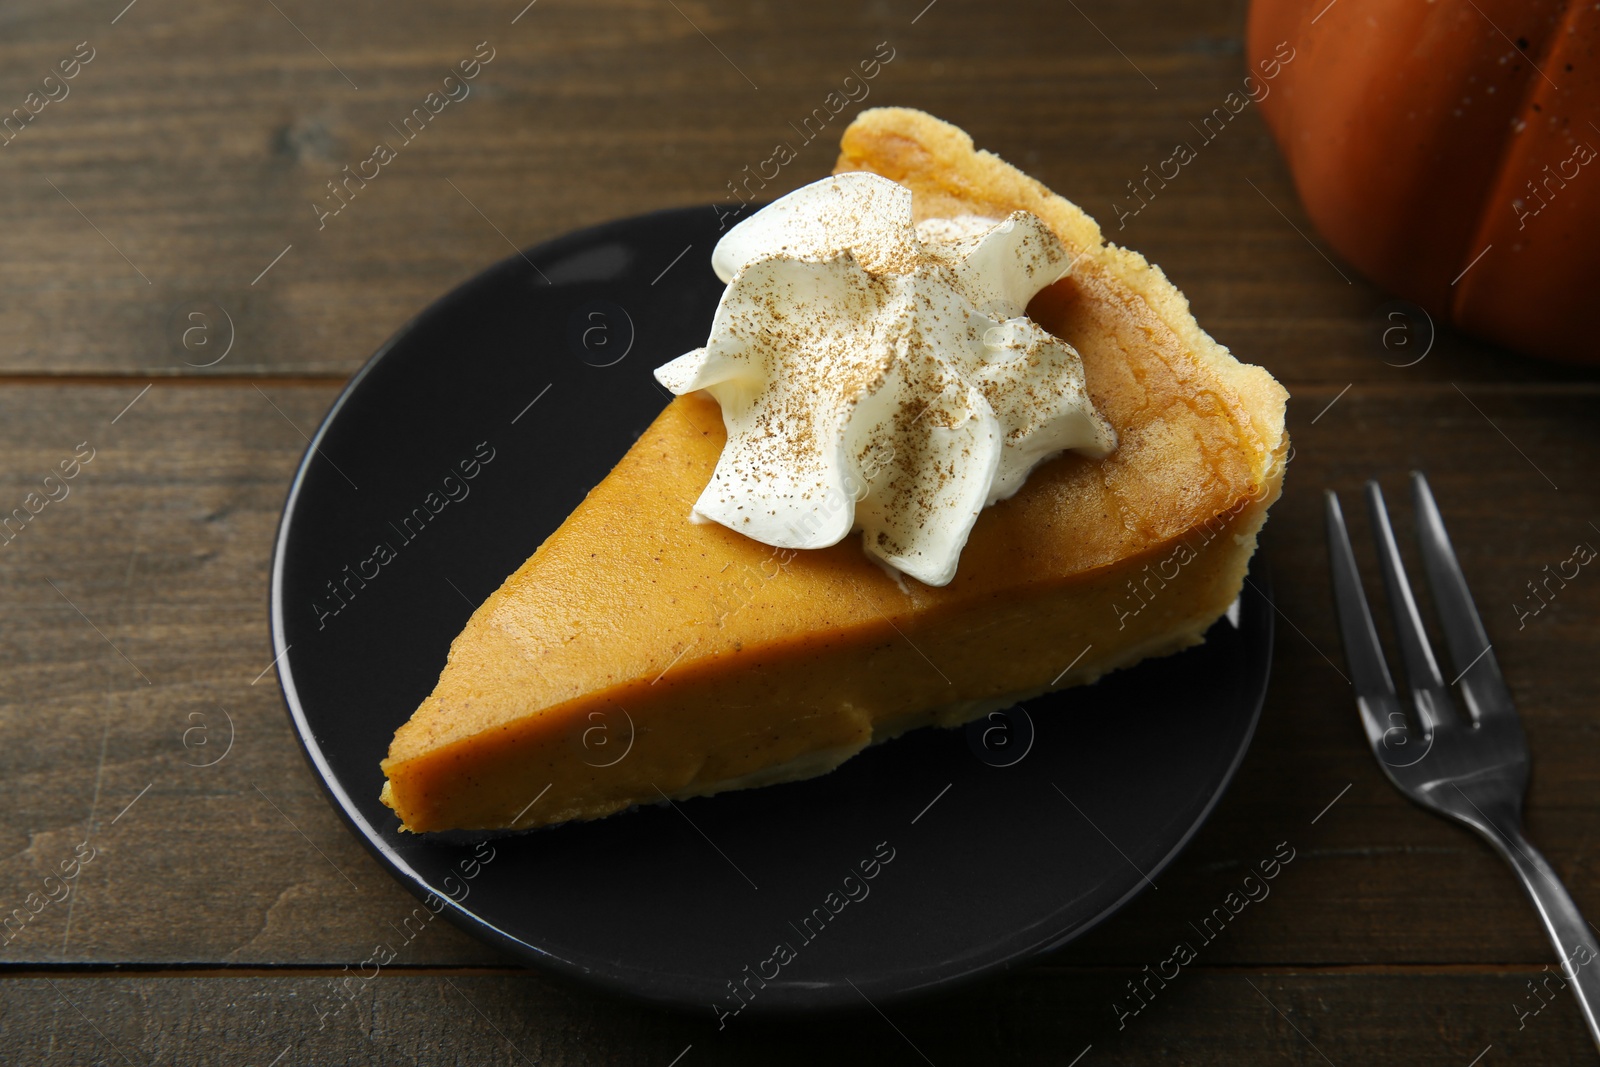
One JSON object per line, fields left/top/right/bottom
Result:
{"left": 379, "top": 108, "right": 1289, "bottom": 834}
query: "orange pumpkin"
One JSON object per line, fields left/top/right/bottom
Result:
{"left": 1247, "top": 0, "right": 1599, "bottom": 362}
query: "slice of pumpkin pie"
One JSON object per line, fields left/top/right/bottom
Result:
{"left": 379, "top": 107, "right": 1289, "bottom": 834}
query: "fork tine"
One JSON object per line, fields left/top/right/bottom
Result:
{"left": 1325, "top": 491, "right": 1402, "bottom": 750}
{"left": 1363, "top": 481, "right": 1451, "bottom": 732}
{"left": 1409, "top": 471, "right": 1514, "bottom": 721}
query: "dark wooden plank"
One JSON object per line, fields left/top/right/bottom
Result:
{"left": 0, "top": 381, "right": 509, "bottom": 971}
{"left": 2, "top": 969, "right": 1590, "bottom": 1065}
{"left": 0, "top": 381, "right": 1596, "bottom": 974}
{"left": 0, "top": 0, "right": 1593, "bottom": 383}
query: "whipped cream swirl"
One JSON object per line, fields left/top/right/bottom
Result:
{"left": 654, "top": 172, "right": 1115, "bottom": 587}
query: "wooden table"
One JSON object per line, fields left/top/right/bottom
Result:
{"left": 3, "top": 0, "right": 1597, "bottom": 1062}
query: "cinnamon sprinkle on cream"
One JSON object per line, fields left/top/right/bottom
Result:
{"left": 655, "top": 173, "right": 1116, "bottom": 587}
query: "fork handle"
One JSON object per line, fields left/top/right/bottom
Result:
{"left": 1477, "top": 819, "right": 1600, "bottom": 1050}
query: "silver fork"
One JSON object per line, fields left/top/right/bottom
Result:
{"left": 1326, "top": 471, "right": 1600, "bottom": 1051}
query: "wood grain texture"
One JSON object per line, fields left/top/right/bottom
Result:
{"left": 0, "top": 0, "right": 1593, "bottom": 382}
{"left": 3, "top": 0, "right": 1600, "bottom": 1060}
{"left": 2, "top": 970, "right": 1592, "bottom": 1065}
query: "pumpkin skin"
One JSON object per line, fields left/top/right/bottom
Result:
{"left": 1247, "top": 0, "right": 1599, "bottom": 362}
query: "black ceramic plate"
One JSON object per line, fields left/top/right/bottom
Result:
{"left": 269, "top": 205, "right": 1274, "bottom": 1016}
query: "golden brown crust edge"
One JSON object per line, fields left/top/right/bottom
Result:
{"left": 833, "top": 106, "right": 1289, "bottom": 491}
